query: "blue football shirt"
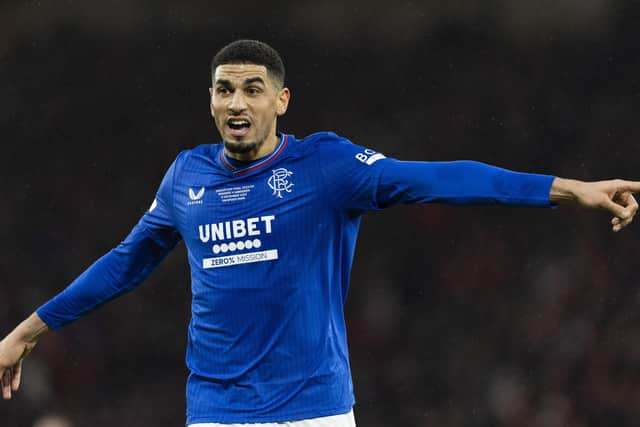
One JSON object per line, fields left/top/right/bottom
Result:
{"left": 37, "top": 131, "right": 555, "bottom": 424}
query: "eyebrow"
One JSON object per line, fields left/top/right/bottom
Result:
{"left": 215, "top": 77, "right": 266, "bottom": 87}
{"left": 244, "top": 77, "right": 265, "bottom": 85}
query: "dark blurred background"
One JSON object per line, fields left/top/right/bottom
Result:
{"left": 1, "top": 1, "right": 640, "bottom": 426}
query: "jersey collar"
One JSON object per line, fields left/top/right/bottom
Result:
{"left": 219, "top": 134, "right": 289, "bottom": 176}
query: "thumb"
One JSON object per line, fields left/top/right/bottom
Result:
{"left": 603, "top": 198, "right": 630, "bottom": 219}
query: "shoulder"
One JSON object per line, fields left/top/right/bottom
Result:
{"left": 293, "top": 131, "right": 365, "bottom": 159}
{"left": 171, "top": 143, "right": 222, "bottom": 172}
{"left": 179, "top": 142, "right": 221, "bottom": 161}
{"left": 297, "top": 131, "right": 351, "bottom": 147}
{"left": 295, "top": 132, "right": 387, "bottom": 167}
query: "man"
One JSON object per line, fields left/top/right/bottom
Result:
{"left": 1, "top": 39, "right": 638, "bottom": 427}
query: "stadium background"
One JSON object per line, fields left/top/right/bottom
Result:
{"left": 1, "top": 1, "right": 640, "bottom": 426}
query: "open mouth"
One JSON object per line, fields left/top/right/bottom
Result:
{"left": 227, "top": 118, "right": 251, "bottom": 136}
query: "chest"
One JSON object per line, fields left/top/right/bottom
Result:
{"left": 172, "top": 161, "right": 331, "bottom": 257}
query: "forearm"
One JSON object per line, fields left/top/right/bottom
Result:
{"left": 37, "top": 248, "right": 145, "bottom": 329}
{"left": 376, "top": 159, "right": 556, "bottom": 208}
{"left": 37, "top": 224, "right": 178, "bottom": 330}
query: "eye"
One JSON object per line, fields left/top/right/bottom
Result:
{"left": 246, "top": 86, "right": 261, "bottom": 95}
{"left": 216, "top": 86, "right": 231, "bottom": 95}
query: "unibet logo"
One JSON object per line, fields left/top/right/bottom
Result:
{"left": 198, "top": 215, "right": 275, "bottom": 243}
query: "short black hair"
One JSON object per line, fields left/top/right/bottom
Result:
{"left": 211, "top": 39, "right": 285, "bottom": 88}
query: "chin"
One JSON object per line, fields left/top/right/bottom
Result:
{"left": 224, "top": 139, "right": 260, "bottom": 154}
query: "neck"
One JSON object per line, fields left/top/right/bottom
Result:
{"left": 225, "top": 131, "right": 280, "bottom": 162}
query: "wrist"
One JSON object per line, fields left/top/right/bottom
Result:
{"left": 549, "top": 177, "right": 583, "bottom": 204}
{"left": 12, "top": 313, "right": 50, "bottom": 345}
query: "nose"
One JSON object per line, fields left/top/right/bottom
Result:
{"left": 228, "top": 90, "right": 248, "bottom": 113}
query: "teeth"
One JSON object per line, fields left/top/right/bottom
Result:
{"left": 229, "top": 120, "right": 249, "bottom": 125}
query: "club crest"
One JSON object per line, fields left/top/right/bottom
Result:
{"left": 268, "top": 168, "right": 294, "bottom": 198}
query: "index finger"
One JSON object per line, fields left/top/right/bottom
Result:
{"left": 616, "top": 180, "right": 640, "bottom": 193}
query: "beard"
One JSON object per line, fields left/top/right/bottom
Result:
{"left": 223, "top": 139, "right": 263, "bottom": 154}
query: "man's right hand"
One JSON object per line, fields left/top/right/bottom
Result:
{"left": 0, "top": 313, "right": 50, "bottom": 400}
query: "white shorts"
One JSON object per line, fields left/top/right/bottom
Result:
{"left": 188, "top": 409, "right": 355, "bottom": 427}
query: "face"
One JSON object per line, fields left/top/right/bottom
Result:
{"left": 210, "top": 63, "right": 290, "bottom": 159}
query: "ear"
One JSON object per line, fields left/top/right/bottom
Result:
{"left": 276, "top": 87, "right": 290, "bottom": 116}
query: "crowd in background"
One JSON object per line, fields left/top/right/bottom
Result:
{"left": 1, "top": 1, "right": 640, "bottom": 426}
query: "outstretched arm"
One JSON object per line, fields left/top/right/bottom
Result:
{"left": 0, "top": 312, "right": 49, "bottom": 399}
{"left": 0, "top": 153, "right": 183, "bottom": 401}
{"left": 335, "top": 142, "right": 640, "bottom": 233}
{"left": 0, "top": 224, "right": 179, "bottom": 400}
{"left": 550, "top": 177, "right": 640, "bottom": 232}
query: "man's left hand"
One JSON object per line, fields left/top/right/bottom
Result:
{"left": 550, "top": 177, "right": 640, "bottom": 232}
